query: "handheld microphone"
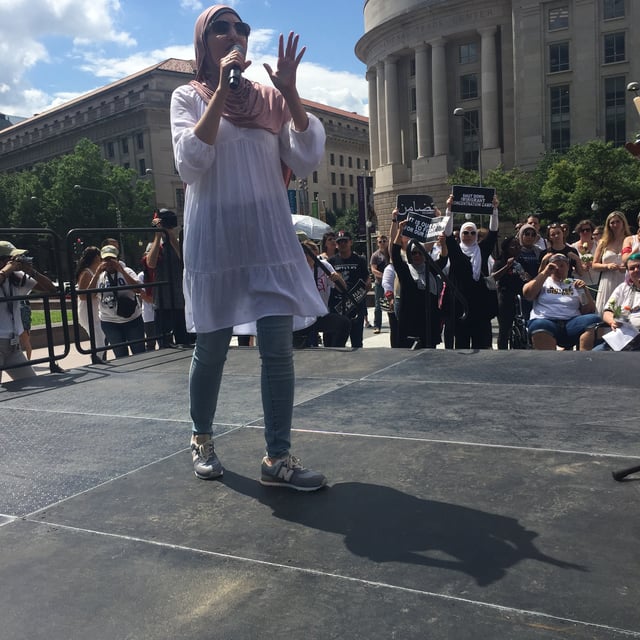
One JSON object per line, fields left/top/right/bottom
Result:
{"left": 228, "top": 44, "right": 245, "bottom": 90}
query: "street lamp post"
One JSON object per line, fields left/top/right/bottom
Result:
{"left": 453, "top": 107, "right": 483, "bottom": 187}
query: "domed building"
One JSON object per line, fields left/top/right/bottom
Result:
{"left": 356, "top": 0, "right": 640, "bottom": 220}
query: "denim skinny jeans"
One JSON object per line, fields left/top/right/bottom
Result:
{"left": 189, "top": 315, "right": 294, "bottom": 459}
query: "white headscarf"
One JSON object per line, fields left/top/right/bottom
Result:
{"left": 460, "top": 222, "right": 482, "bottom": 281}
{"left": 407, "top": 241, "right": 437, "bottom": 295}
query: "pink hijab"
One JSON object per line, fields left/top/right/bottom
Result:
{"left": 189, "top": 4, "right": 290, "bottom": 136}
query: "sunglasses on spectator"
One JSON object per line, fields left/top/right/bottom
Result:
{"left": 461, "top": 230, "right": 476, "bottom": 236}
{"left": 579, "top": 228, "right": 593, "bottom": 233}
{"left": 522, "top": 230, "right": 536, "bottom": 237}
{"left": 207, "top": 20, "right": 251, "bottom": 37}
{"left": 378, "top": 239, "right": 388, "bottom": 243}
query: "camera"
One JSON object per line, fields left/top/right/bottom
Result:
{"left": 13, "top": 256, "right": 33, "bottom": 264}
{"left": 152, "top": 209, "right": 178, "bottom": 229}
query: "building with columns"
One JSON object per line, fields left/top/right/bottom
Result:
{"left": 356, "top": 0, "right": 640, "bottom": 222}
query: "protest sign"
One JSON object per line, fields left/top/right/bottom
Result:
{"left": 396, "top": 194, "right": 434, "bottom": 221}
{"left": 451, "top": 185, "right": 496, "bottom": 215}
{"left": 334, "top": 279, "right": 368, "bottom": 319}
{"left": 402, "top": 214, "right": 450, "bottom": 243}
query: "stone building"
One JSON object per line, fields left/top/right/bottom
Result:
{"left": 356, "top": 0, "right": 640, "bottom": 223}
{"left": 0, "top": 59, "right": 369, "bottom": 222}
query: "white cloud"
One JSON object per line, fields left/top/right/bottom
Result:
{"left": 179, "top": 0, "right": 203, "bottom": 11}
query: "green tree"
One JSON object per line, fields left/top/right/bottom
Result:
{"left": 0, "top": 138, "right": 153, "bottom": 241}
{"left": 539, "top": 140, "right": 640, "bottom": 226}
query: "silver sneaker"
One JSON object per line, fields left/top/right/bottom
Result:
{"left": 191, "top": 435, "right": 223, "bottom": 479}
{"left": 260, "top": 454, "right": 326, "bottom": 491}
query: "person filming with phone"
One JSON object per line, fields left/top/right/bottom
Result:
{"left": 0, "top": 241, "right": 56, "bottom": 381}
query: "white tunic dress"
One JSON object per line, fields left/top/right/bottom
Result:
{"left": 171, "top": 84, "right": 327, "bottom": 334}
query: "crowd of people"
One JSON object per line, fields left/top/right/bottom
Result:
{"left": 297, "top": 200, "right": 640, "bottom": 355}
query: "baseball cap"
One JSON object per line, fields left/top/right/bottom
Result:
{"left": 101, "top": 245, "right": 119, "bottom": 259}
{"left": 336, "top": 230, "right": 351, "bottom": 241}
{"left": 0, "top": 240, "right": 27, "bottom": 258}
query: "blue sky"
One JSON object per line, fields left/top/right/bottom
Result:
{"left": 0, "top": 0, "right": 369, "bottom": 119}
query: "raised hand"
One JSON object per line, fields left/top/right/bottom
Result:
{"left": 264, "top": 32, "right": 305, "bottom": 95}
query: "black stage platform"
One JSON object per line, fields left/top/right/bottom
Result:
{"left": 1, "top": 347, "right": 639, "bottom": 639}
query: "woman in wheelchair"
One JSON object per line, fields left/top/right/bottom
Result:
{"left": 523, "top": 253, "right": 601, "bottom": 350}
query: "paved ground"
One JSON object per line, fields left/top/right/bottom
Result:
{"left": 1, "top": 339, "right": 639, "bottom": 639}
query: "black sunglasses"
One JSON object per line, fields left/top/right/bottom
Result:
{"left": 579, "top": 227, "right": 593, "bottom": 233}
{"left": 522, "top": 230, "right": 536, "bottom": 237}
{"left": 207, "top": 20, "right": 251, "bottom": 37}
{"left": 461, "top": 230, "right": 476, "bottom": 236}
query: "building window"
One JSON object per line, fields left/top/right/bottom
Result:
{"left": 604, "top": 0, "right": 624, "bottom": 20}
{"left": 339, "top": 155, "right": 344, "bottom": 167}
{"left": 356, "top": 158, "right": 361, "bottom": 170}
{"left": 364, "top": 159, "right": 369, "bottom": 171}
{"left": 331, "top": 172, "right": 336, "bottom": 185}
{"left": 176, "top": 188, "right": 185, "bottom": 211}
{"left": 549, "top": 42, "right": 570, "bottom": 72}
{"left": 340, "top": 174, "right": 345, "bottom": 186}
{"left": 332, "top": 193, "right": 337, "bottom": 210}
{"left": 604, "top": 32, "right": 625, "bottom": 63}
{"left": 549, "top": 7, "right": 569, "bottom": 30}
{"left": 410, "top": 58, "right": 416, "bottom": 77}
{"left": 410, "top": 87, "right": 417, "bottom": 112}
{"left": 459, "top": 43, "right": 478, "bottom": 64}
{"left": 341, "top": 193, "right": 346, "bottom": 210}
{"left": 349, "top": 174, "right": 354, "bottom": 187}
{"left": 460, "top": 74, "right": 478, "bottom": 100}
{"left": 330, "top": 153, "right": 335, "bottom": 165}
{"left": 550, "top": 85, "right": 571, "bottom": 152}
{"left": 136, "top": 133, "right": 144, "bottom": 150}
{"left": 121, "top": 138, "right": 129, "bottom": 154}
{"left": 605, "top": 76, "right": 626, "bottom": 146}
{"left": 348, "top": 157, "right": 353, "bottom": 168}
{"left": 312, "top": 170, "right": 318, "bottom": 183}
{"left": 350, "top": 194, "right": 355, "bottom": 206}
{"left": 461, "top": 109, "right": 480, "bottom": 171}
{"left": 138, "top": 158, "right": 146, "bottom": 175}
{"left": 107, "top": 141, "right": 114, "bottom": 158}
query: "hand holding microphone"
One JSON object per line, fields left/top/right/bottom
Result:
{"left": 228, "top": 44, "right": 246, "bottom": 90}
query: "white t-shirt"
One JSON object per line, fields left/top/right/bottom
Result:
{"left": 97, "top": 268, "right": 142, "bottom": 324}
{"left": 604, "top": 282, "right": 640, "bottom": 330}
{"left": 137, "top": 270, "right": 155, "bottom": 323}
{"left": 0, "top": 272, "right": 34, "bottom": 339}
{"left": 313, "top": 258, "right": 336, "bottom": 309}
{"left": 530, "top": 277, "right": 582, "bottom": 320}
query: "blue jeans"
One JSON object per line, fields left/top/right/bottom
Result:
{"left": 528, "top": 314, "right": 601, "bottom": 347}
{"left": 189, "top": 315, "right": 294, "bottom": 459}
{"left": 101, "top": 316, "right": 145, "bottom": 358}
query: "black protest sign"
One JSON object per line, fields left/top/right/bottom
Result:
{"left": 451, "top": 185, "right": 496, "bottom": 215}
{"left": 396, "top": 194, "right": 434, "bottom": 221}
{"left": 402, "top": 215, "right": 449, "bottom": 243}
{"left": 335, "top": 279, "right": 368, "bottom": 318}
